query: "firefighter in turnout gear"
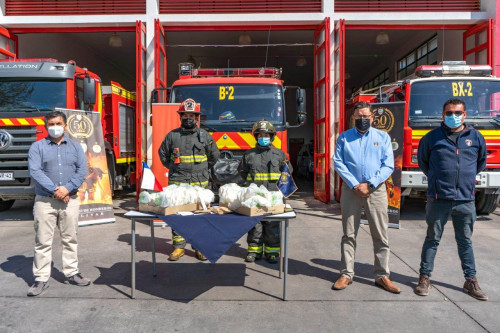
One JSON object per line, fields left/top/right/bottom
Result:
{"left": 158, "top": 98, "right": 220, "bottom": 261}
{"left": 239, "top": 120, "right": 292, "bottom": 264}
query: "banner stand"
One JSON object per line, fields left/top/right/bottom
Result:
{"left": 58, "top": 108, "right": 116, "bottom": 226}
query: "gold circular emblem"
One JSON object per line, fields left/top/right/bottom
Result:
{"left": 67, "top": 114, "right": 94, "bottom": 139}
{"left": 371, "top": 107, "right": 395, "bottom": 133}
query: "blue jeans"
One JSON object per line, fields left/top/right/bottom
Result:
{"left": 419, "top": 197, "right": 477, "bottom": 279}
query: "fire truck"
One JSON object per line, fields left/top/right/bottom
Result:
{"left": 150, "top": 63, "right": 306, "bottom": 186}
{"left": 0, "top": 58, "right": 137, "bottom": 211}
{"left": 344, "top": 61, "right": 500, "bottom": 214}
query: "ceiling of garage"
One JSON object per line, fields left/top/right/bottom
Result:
{"left": 17, "top": 28, "right": 441, "bottom": 96}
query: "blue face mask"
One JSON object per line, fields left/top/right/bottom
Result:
{"left": 258, "top": 137, "right": 271, "bottom": 146}
{"left": 444, "top": 114, "right": 463, "bottom": 129}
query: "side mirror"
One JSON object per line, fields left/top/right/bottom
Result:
{"left": 296, "top": 89, "right": 306, "bottom": 114}
{"left": 83, "top": 77, "right": 97, "bottom": 106}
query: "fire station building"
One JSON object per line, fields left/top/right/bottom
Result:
{"left": 0, "top": 0, "right": 498, "bottom": 203}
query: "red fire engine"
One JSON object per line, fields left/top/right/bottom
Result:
{"left": 150, "top": 63, "right": 306, "bottom": 187}
{"left": 342, "top": 61, "right": 500, "bottom": 214}
{"left": 0, "top": 59, "right": 137, "bottom": 211}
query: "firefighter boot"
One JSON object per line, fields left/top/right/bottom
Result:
{"left": 245, "top": 252, "right": 262, "bottom": 263}
{"left": 168, "top": 248, "right": 185, "bottom": 261}
{"left": 195, "top": 250, "right": 208, "bottom": 261}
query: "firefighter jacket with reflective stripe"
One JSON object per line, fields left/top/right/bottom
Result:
{"left": 158, "top": 127, "right": 220, "bottom": 186}
{"left": 239, "top": 144, "right": 291, "bottom": 191}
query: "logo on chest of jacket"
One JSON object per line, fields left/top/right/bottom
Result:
{"left": 374, "top": 142, "right": 379, "bottom": 147}
{"left": 465, "top": 139, "right": 472, "bottom": 146}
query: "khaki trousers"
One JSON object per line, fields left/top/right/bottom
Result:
{"left": 33, "top": 195, "right": 80, "bottom": 282}
{"left": 340, "top": 182, "right": 390, "bottom": 280}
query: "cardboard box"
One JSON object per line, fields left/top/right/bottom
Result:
{"left": 221, "top": 203, "right": 285, "bottom": 216}
{"left": 138, "top": 203, "right": 201, "bottom": 215}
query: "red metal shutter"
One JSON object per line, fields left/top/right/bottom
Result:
{"left": 154, "top": 19, "right": 168, "bottom": 103}
{"left": 5, "top": 0, "right": 146, "bottom": 16}
{"left": 159, "top": 0, "right": 321, "bottom": 14}
{"left": 0, "top": 27, "right": 17, "bottom": 59}
{"left": 136, "top": 21, "right": 147, "bottom": 190}
{"left": 335, "top": 0, "right": 480, "bottom": 12}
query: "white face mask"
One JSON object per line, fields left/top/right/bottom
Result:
{"left": 48, "top": 125, "right": 65, "bottom": 138}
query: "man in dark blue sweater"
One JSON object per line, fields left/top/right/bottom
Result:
{"left": 415, "top": 98, "right": 488, "bottom": 301}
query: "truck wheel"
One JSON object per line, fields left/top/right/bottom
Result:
{"left": 0, "top": 199, "right": 15, "bottom": 211}
{"left": 475, "top": 192, "right": 499, "bottom": 215}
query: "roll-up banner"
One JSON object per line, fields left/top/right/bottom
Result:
{"left": 347, "top": 102, "right": 404, "bottom": 228}
{"left": 58, "top": 109, "right": 115, "bottom": 226}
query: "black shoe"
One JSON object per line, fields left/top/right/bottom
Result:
{"left": 267, "top": 255, "right": 279, "bottom": 264}
{"left": 245, "top": 253, "right": 262, "bottom": 263}
{"left": 27, "top": 281, "right": 49, "bottom": 297}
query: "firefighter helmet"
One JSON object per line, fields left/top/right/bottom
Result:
{"left": 177, "top": 98, "right": 201, "bottom": 115}
{"left": 252, "top": 120, "right": 276, "bottom": 141}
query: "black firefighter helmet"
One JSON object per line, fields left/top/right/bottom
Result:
{"left": 252, "top": 120, "right": 276, "bottom": 141}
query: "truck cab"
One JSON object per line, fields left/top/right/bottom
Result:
{"left": 0, "top": 58, "right": 100, "bottom": 211}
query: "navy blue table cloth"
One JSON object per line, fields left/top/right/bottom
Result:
{"left": 156, "top": 214, "right": 265, "bottom": 263}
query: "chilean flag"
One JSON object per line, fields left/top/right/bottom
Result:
{"left": 141, "top": 162, "right": 163, "bottom": 191}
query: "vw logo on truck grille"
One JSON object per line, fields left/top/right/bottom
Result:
{"left": 0, "top": 130, "right": 13, "bottom": 151}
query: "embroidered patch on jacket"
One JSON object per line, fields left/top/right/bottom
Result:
{"left": 465, "top": 139, "right": 472, "bottom": 146}
{"left": 374, "top": 142, "right": 379, "bottom": 147}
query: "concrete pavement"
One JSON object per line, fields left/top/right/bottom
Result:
{"left": 0, "top": 184, "right": 499, "bottom": 333}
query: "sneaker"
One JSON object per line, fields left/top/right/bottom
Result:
{"left": 267, "top": 254, "right": 279, "bottom": 264}
{"left": 245, "top": 252, "right": 262, "bottom": 263}
{"left": 27, "top": 281, "right": 49, "bottom": 297}
{"left": 463, "top": 277, "right": 488, "bottom": 301}
{"left": 414, "top": 274, "right": 431, "bottom": 296}
{"left": 65, "top": 273, "right": 91, "bottom": 286}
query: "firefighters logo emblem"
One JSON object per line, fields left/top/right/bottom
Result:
{"left": 374, "top": 142, "right": 379, "bottom": 147}
{"left": 184, "top": 99, "right": 196, "bottom": 111}
{"left": 0, "top": 130, "right": 13, "bottom": 151}
{"left": 371, "top": 107, "right": 395, "bottom": 133}
{"left": 67, "top": 114, "right": 94, "bottom": 139}
{"left": 465, "top": 139, "right": 472, "bottom": 146}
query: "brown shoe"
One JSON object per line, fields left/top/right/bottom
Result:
{"left": 414, "top": 274, "right": 431, "bottom": 296}
{"left": 375, "top": 276, "right": 401, "bottom": 294}
{"left": 168, "top": 248, "right": 185, "bottom": 261}
{"left": 463, "top": 277, "right": 488, "bottom": 301}
{"left": 195, "top": 250, "right": 207, "bottom": 261}
{"left": 332, "top": 275, "right": 352, "bottom": 290}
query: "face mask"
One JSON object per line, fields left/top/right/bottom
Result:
{"left": 444, "top": 114, "right": 463, "bottom": 129}
{"left": 181, "top": 118, "right": 196, "bottom": 129}
{"left": 258, "top": 137, "right": 271, "bottom": 147}
{"left": 355, "top": 118, "right": 370, "bottom": 132}
{"left": 47, "top": 125, "right": 65, "bottom": 138}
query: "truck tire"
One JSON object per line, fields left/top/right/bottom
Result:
{"left": 475, "top": 192, "right": 499, "bottom": 215}
{"left": 0, "top": 199, "right": 15, "bottom": 211}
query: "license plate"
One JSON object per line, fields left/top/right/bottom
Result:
{"left": 422, "top": 176, "right": 428, "bottom": 184}
{"left": 0, "top": 172, "right": 13, "bottom": 181}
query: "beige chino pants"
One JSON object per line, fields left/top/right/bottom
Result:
{"left": 33, "top": 195, "right": 80, "bottom": 282}
{"left": 340, "top": 182, "right": 390, "bottom": 280}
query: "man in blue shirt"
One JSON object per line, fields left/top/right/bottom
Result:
{"left": 415, "top": 98, "right": 488, "bottom": 301}
{"left": 332, "top": 102, "right": 400, "bottom": 294}
{"left": 27, "top": 111, "right": 90, "bottom": 297}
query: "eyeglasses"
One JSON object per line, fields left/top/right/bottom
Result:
{"left": 355, "top": 115, "right": 372, "bottom": 119}
{"left": 444, "top": 111, "right": 464, "bottom": 117}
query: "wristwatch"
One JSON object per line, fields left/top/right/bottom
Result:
{"left": 368, "top": 182, "right": 375, "bottom": 191}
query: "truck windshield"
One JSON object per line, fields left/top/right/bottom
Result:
{"left": 0, "top": 79, "right": 66, "bottom": 112}
{"left": 171, "top": 84, "right": 284, "bottom": 125}
{"left": 409, "top": 79, "right": 500, "bottom": 118}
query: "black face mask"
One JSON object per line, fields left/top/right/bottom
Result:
{"left": 181, "top": 118, "right": 196, "bottom": 129}
{"left": 355, "top": 118, "right": 370, "bottom": 132}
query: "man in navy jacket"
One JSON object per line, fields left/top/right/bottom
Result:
{"left": 415, "top": 98, "right": 488, "bottom": 301}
